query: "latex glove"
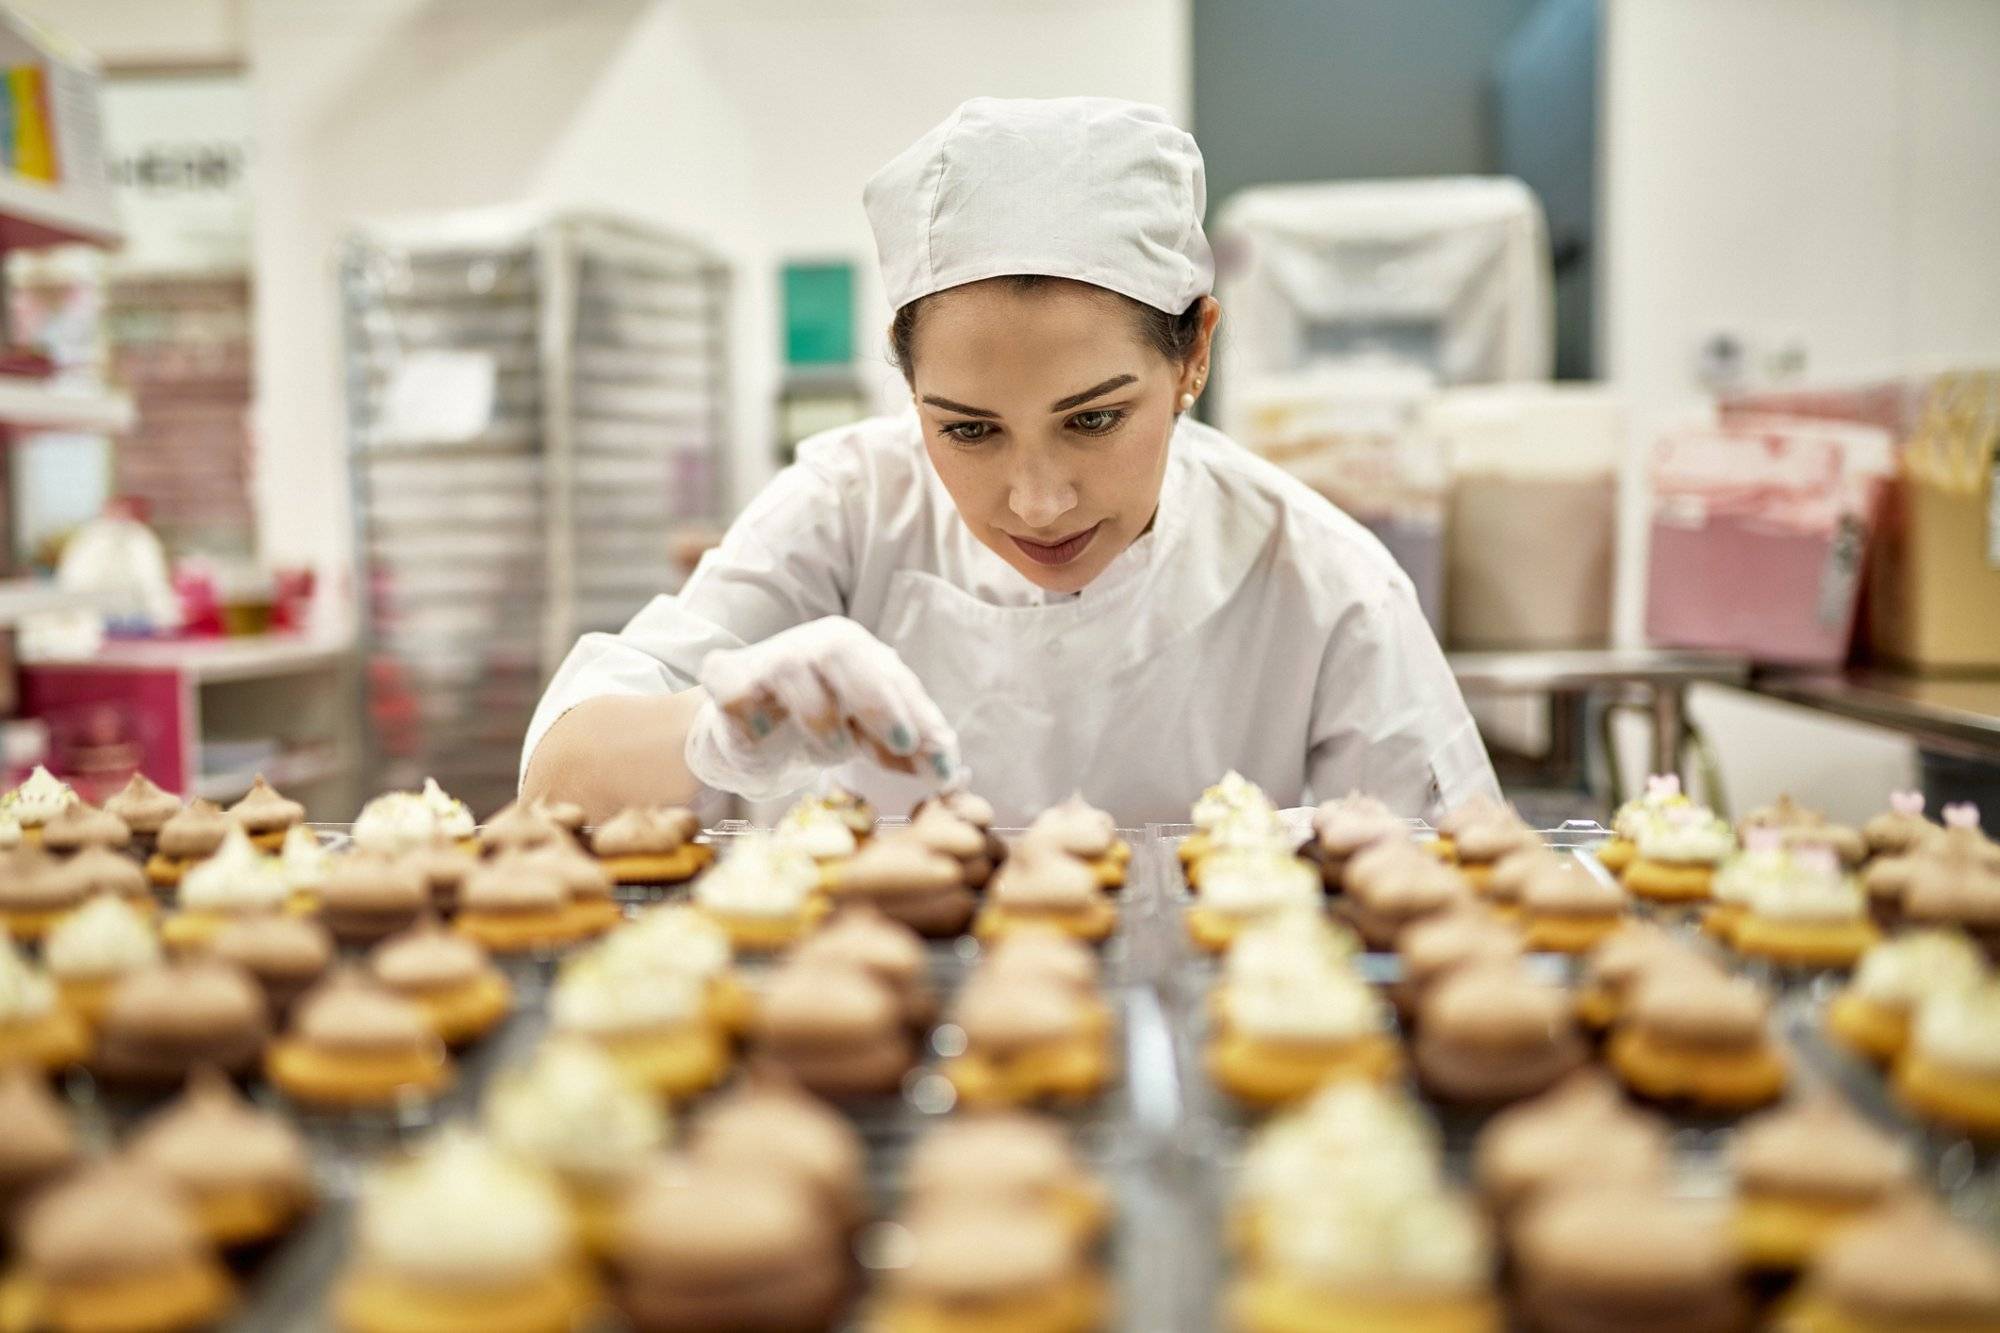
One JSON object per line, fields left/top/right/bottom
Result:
{"left": 684, "top": 617, "right": 960, "bottom": 801}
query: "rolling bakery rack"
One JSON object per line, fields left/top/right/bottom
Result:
{"left": 339, "top": 210, "right": 731, "bottom": 819}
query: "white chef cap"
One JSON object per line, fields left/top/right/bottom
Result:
{"left": 865, "top": 96, "right": 1213, "bottom": 317}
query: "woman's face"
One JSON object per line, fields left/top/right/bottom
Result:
{"left": 907, "top": 281, "right": 1210, "bottom": 594}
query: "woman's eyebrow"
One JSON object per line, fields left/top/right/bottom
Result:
{"left": 921, "top": 395, "right": 998, "bottom": 418}
{"left": 1049, "top": 374, "right": 1137, "bottom": 413}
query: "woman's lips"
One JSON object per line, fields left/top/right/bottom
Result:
{"left": 1009, "top": 521, "right": 1102, "bottom": 567}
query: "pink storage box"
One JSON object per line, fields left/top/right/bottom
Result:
{"left": 1644, "top": 418, "right": 1890, "bottom": 667}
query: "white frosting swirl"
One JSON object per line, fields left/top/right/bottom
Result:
{"left": 694, "top": 833, "right": 816, "bottom": 919}
{"left": 279, "top": 825, "right": 334, "bottom": 894}
{"left": 352, "top": 791, "right": 442, "bottom": 854}
{"left": 599, "top": 905, "right": 733, "bottom": 981}
{"left": 1194, "top": 771, "right": 1274, "bottom": 831}
{"left": 551, "top": 961, "right": 701, "bottom": 1036}
{"left": 1635, "top": 812, "right": 1736, "bottom": 864}
{"left": 0, "top": 938, "right": 56, "bottom": 1021}
{"left": 419, "top": 778, "right": 475, "bottom": 840}
{"left": 1266, "top": 1188, "right": 1490, "bottom": 1292}
{"left": 774, "top": 803, "right": 857, "bottom": 861}
{"left": 1747, "top": 870, "right": 1866, "bottom": 923}
{"left": 1914, "top": 985, "right": 2000, "bottom": 1076}
{"left": 1206, "top": 804, "right": 1294, "bottom": 854}
{"left": 1853, "top": 932, "right": 1988, "bottom": 1010}
{"left": 1232, "top": 968, "right": 1381, "bottom": 1044}
{"left": 44, "top": 896, "right": 161, "bottom": 980}
{"left": 486, "top": 1039, "right": 667, "bottom": 1185}
{"left": 1226, "top": 913, "right": 1356, "bottom": 990}
{"left": 1237, "top": 1086, "right": 1441, "bottom": 1206}
{"left": 1712, "top": 848, "right": 1792, "bottom": 907}
{"left": 179, "top": 826, "right": 291, "bottom": 912}
{"left": 3, "top": 766, "right": 75, "bottom": 826}
{"left": 0, "top": 812, "right": 21, "bottom": 850}
{"left": 1200, "top": 850, "right": 1320, "bottom": 920}
{"left": 356, "top": 1130, "right": 572, "bottom": 1281}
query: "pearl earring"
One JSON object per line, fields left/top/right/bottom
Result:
{"left": 1179, "top": 391, "right": 1195, "bottom": 412}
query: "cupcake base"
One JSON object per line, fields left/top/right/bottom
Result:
{"left": 704, "top": 974, "right": 756, "bottom": 1039}
{"left": 1521, "top": 913, "right": 1623, "bottom": 955}
{"left": 1184, "top": 906, "right": 1263, "bottom": 954}
{"left": 945, "top": 1037, "right": 1111, "bottom": 1109}
{"left": 144, "top": 854, "right": 196, "bottom": 889}
{"left": 402, "top": 972, "right": 513, "bottom": 1047}
{"left": 1894, "top": 1054, "right": 2000, "bottom": 1139}
{"left": 21, "top": 1260, "right": 233, "bottom": 1333}
{"left": 452, "top": 907, "right": 582, "bottom": 955}
{"left": 695, "top": 898, "right": 829, "bottom": 954}
{"left": 1701, "top": 903, "right": 1745, "bottom": 944}
{"left": 1622, "top": 860, "right": 1715, "bottom": 903}
{"left": 339, "top": 1263, "right": 599, "bottom": 1333}
{"left": 0, "top": 1010, "right": 90, "bottom": 1073}
{"left": 1205, "top": 1031, "right": 1401, "bottom": 1108}
{"left": 1595, "top": 837, "right": 1637, "bottom": 876}
{"left": 265, "top": 1040, "right": 453, "bottom": 1110}
{"left": 1229, "top": 1275, "right": 1499, "bottom": 1333}
{"left": 1733, "top": 1191, "right": 1874, "bottom": 1271}
{"left": 1729, "top": 916, "right": 1879, "bottom": 969}
{"left": 1823, "top": 992, "right": 1907, "bottom": 1065}
{"left": 592, "top": 1025, "right": 729, "bottom": 1101}
{"left": 973, "top": 901, "right": 1117, "bottom": 946}
{"left": 597, "top": 843, "right": 712, "bottom": 887}
{"left": 0, "top": 905, "right": 82, "bottom": 942}
{"left": 1607, "top": 1029, "right": 1788, "bottom": 1110}
{"left": 556, "top": 898, "right": 624, "bottom": 942}
{"left": 873, "top": 1272, "right": 1108, "bottom": 1333}
{"left": 189, "top": 1182, "right": 312, "bottom": 1250}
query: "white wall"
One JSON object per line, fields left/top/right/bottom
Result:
{"left": 242, "top": 0, "right": 1190, "bottom": 614}
{"left": 10, "top": 0, "right": 247, "bottom": 68}
{"left": 1599, "top": 0, "right": 2000, "bottom": 814}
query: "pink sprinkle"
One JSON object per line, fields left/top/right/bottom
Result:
{"left": 1663, "top": 804, "right": 1703, "bottom": 828}
{"left": 1889, "top": 791, "right": 1925, "bottom": 817}
{"left": 1792, "top": 845, "right": 1840, "bottom": 876}
{"left": 1646, "top": 774, "right": 1682, "bottom": 801}
{"left": 1744, "top": 828, "right": 1784, "bottom": 854}
{"left": 1944, "top": 803, "right": 1981, "bottom": 830}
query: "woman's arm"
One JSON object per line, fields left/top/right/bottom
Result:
{"left": 520, "top": 688, "right": 712, "bottom": 824}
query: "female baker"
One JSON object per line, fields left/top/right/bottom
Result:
{"left": 522, "top": 96, "right": 1497, "bottom": 826}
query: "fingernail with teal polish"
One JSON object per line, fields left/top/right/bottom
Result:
{"left": 751, "top": 711, "right": 772, "bottom": 738}
{"left": 889, "top": 724, "right": 914, "bottom": 754}
{"left": 931, "top": 753, "right": 952, "bottom": 778}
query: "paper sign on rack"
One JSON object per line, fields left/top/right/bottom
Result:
{"left": 374, "top": 351, "right": 496, "bottom": 447}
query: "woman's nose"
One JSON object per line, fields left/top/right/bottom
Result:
{"left": 1007, "top": 458, "right": 1079, "bottom": 531}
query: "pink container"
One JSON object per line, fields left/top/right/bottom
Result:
{"left": 1644, "top": 420, "right": 1888, "bottom": 667}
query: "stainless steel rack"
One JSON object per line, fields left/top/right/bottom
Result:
{"left": 340, "top": 211, "right": 730, "bottom": 815}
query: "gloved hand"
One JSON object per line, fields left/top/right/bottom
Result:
{"left": 684, "top": 617, "right": 960, "bottom": 800}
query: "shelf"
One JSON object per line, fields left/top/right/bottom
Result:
{"left": 0, "top": 380, "right": 134, "bottom": 432}
{"left": 0, "top": 579, "right": 104, "bottom": 624}
{"left": 194, "top": 748, "right": 351, "bottom": 802}
{"left": 0, "top": 173, "right": 122, "bottom": 250}
{"left": 42, "top": 635, "right": 355, "bottom": 683}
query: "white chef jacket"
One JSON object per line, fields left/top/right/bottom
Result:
{"left": 522, "top": 409, "right": 1497, "bottom": 828}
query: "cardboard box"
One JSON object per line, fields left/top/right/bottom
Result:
{"left": 1866, "top": 468, "right": 2000, "bottom": 671}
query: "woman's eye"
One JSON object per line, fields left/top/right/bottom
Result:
{"left": 940, "top": 420, "right": 994, "bottom": 444}
{"left": 1068, "top": 408, "right": 1125, "bottom": 435}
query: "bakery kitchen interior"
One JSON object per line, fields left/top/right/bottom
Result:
{"left": 0, "top": 1, "right": 1996, "bottom": 1330}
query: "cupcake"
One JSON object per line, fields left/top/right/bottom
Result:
{"left": 519, "top": 841, "right": 621, "bottom": 941}
{"left": 511, "top": 794, "right": 586, "bottom": 838}
{"left": 223, "top": 775, "right": 304, "bottom": 852}
{"left": 1184, "top": 804, "right": 1298, "bottom": 891}
{"left": 973, "top": 842, "right": 1117, "bottom": 945}
{"left": 1229, "top": 1186, "right": 1498, "bottom": 1333}
{"left": 42, "top": 895, "right": 161, "bottom": 1026}
{"left": 351, "top": 788, "right": 447, "bottom": 856}
{"left": 1729, "top": 848, "right": 1880, "bottom": 969}
{"left": 335, "top": 1131, "right": 597, "bottom": 1333}
{"left": 38, "top": 801, "right": 131, "bottom": 857}
{"left": 912, "top": 788, "right": 1008, "bottom": 886}
{"left": 476, "top": 800, "right": 570, "bottom": 858}
{"left": 93, "top": 960, "right": 267, "bottom": 1087}
{"left": 982, "top": 928, "right": 1117, "bottom": 1042}
{"left": 13, "top": 1164, "right": 232, "bottom": 1333}
{"left": 0, "top": 847, "right": 88, "bottom": 942}
{"left": 1598, "top": 773, "right": 1689, "bottom": 877}
{"left": 1863, "top": 790, "right": 1939, "bottom": 859}
{"left": 1574, "top": 922, "right": 1705, "bottom": 1032}
{"left": 820, "top": 785, "right": 876, "bottom": 839}
{"left": 872, "top": 1202, "right": 1107, "bottom": 1333}
{"left": 588, "top": 805, "right": 710, "bottom": 888}
{"left": 823, "top": 834, "right": 976, "bottom": 938}
{"left": 1449, "top": 807, "right": 1540, "bottom": 893}
{"left": 1025, "top": 792, "right": 1130, "bottom": 889}
{"left": 1729, "top": 1099, "right": 1916, "bottom": 1272}
{"left": 0, "top": 938, "right": 88, "bottom": 1073}
{"left": 403, "top": 840, "right": 479, "bottom": 917}
{"left": 1431, "top": 794, "right": 1509, "bottom": 862}
{"left": 316, "top": 850, "right": 429, "bottom": 946}
{"left": 1338, "top": 838, "right": 1472, "bottom": 950}
{"left": 943, "top": 971, "right": 1110, "bottom": 1109}
{"left": 1865, "top": 817, "right": 2000, "bottom": 929}
{"left": 1513, "top": 1185, "right": 1746, "bottom": 1333}
{"left": 1895, "top": 981, "right": 2000, "bottom": 1139}
{"left": 752, "top": 960, "right": 912, "bottom": 1099}
{"left": 687, "top": 1074, "right": 867, "bottom": 1236}
{"left": 0, "top": 1066, "right": 79, "bottom": 1233}
{"left": 1481, "top": 845, "right": 1554, "bottom": 925}
{"left": 691, "top": 833, "right": 828, "bottom": 953}
{"left": 265, "top": 970, "right": 453, "bottom": 1110}
{"left": 452, "top": 854, "right": 575, "bottom": 954}
{"left": 594, "top": 904, "right": 752, "bottom": 1037}
{"left": 485, "top": 1037, "right": 668, "bottom": 1257}
{"left": 160, "top": 827, "right": 295, "bottom": 953}
{"left": 208, "top": 912, "right": 334, "bottom": 1023}
{"left": 1182, "top": 771, "right": 1281, "bottom": 872}
{"left": 1392, "top": 909, "right": 1523, "bottom": 1022}
{"left": 792, "top": 905, "right": 937, "bottom": 1030}
{"left": 1704, "top": 827, "right": 1790, "bottom": 943}
{"left": 1214, "top": 911, "right": 1362, "bottom": 1019}
{"left": 1609, "top": 968, "right": 1788, "bottom": 1111}
{"left": 417, "top": 776, "right": 476, "bottom": 850}
{"left": 145, "top": 799, "right": 229, "bottom": 889}
{"left": 369, "top": 915, "right": 512, "bottom": 1046}
{"left": 1899, "top": 839, "right": 2000, "bottom": 960}
{"left": 1624, "top": 804, "right": 1735, "bottom": 904}
{"left": 1825, "top": 929, "right": 1986, "bottom": 1064}
{"left": 1413, "top": 963, "right": 1587, "bottom": 1106}
{"left": 2, "top": 767, "right": 77, "bottom": 845}
{"left": 1781, "top": 1202, "right": 2000, "bottom": 1332}
{"left": 902, "top": 1113, "right": 1108, "bottom": 1251}
{"left": 56, "top": 844, "right": 153, "bottom": 915}
{"left": 276, "top": 824, "right": 335, "bottom": 910}
{"left": 905, "top": 801, "right": 996, "bottom": 890}
{"left": 1473, "top": 1073, "right": 1670, "bottom": 1231}
{"left": 548, "top": 955, "right": 727, "bottom": 1100}
{"left": 612, "top": 1157, "right": 846, "bottom": 1333}
{"left": 126, "top": 1068, "right": 315, "bottom": 1249}
{"left": 774, "top": 797, "right": 860, "bottom": 867}
{"left": 1741, "top": 793, "right": 1867, "bottom": 868}
{"left": 103, "top": 774, "right": 181, "bottom": 855}
{"left": 1183, "top": 846, "right": 1321, "bottom": 953}
{"left": 1517, "top": 858, "right": 1627, "bottom": 954}
{"left": 1306, "top": 792, "right": 1408, "bottom": 891}
{"left": 1207, "top": 960, "right": 1398, "bottom": 1108}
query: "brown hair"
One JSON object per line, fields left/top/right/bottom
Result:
{"left": 889, "top": 275, "right": 1204, "bottom": 380}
